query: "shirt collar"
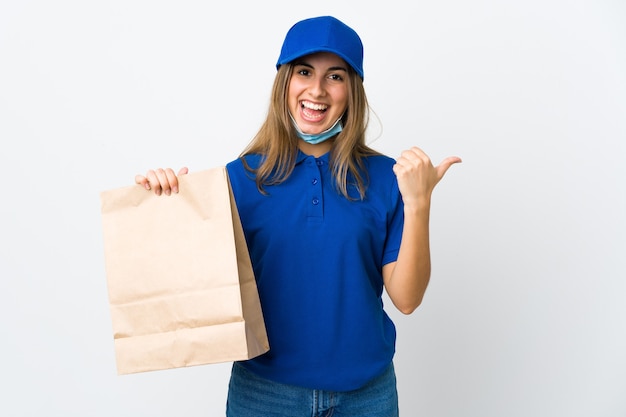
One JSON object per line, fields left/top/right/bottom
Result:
{"left": 295, "top": 149, "right": 331, "bottom": 165}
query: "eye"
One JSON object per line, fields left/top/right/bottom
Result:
{"left": 294, "top": 67, "right": 311, "bottom": 76}
{"left": 328, "top": 73, "right": 344, "bottom": 82}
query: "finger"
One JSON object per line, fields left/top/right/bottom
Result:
{"left": 163, "top": 168, "right": 180, "bottom": 194}
{"left": 398, "top": 147, "right": 421, "bottom": 162}
{"left": 436, "top": 156, "right": 463, "bottom": 179}
{"left": 408, "top": 146, "right": 431, "bottom": 161}
{"left": 145, "top": 169, "right": 165, "bottom": 196}
{"left": 135, "top": 174, "right": 150, "bottom": 190}
{"left": 177, "top": 167, "right": 189, "bottom": 176}
{"left": 146, "top": 168, "right": 170, "bottom": 195}
{"left": 402, "top": 147, "right": 434, "bottom": 167}
{"left": 153, "top": 168, "right": 174, "bottom": 195}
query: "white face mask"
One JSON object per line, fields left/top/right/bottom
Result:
{"left": 290, "top": 114, "right": 343, "bottom": 145}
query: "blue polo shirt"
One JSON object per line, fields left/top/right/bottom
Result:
{"left": 226, "top": 150, "right": 404, "bottom": 391}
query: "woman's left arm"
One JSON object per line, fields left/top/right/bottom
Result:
{"left": 383, "top": 147, "right": 461, "bottom": 314}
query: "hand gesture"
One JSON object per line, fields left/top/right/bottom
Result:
{"left": 392, "top": 147, "right": 461, "bottom": 208}
{"left": 134, "top": 167, "right": 189, "bottom": 196}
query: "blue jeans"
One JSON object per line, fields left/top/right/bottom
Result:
{"left": 226, "top": 362, "right": 399, "bottom": 417}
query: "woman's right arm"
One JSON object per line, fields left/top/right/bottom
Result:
{"left": 134, "top": 167, "right": 189, "bottom": 196}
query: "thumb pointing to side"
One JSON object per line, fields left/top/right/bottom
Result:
{"left": 436, "top": 156, "right": 463, "bottom": 183}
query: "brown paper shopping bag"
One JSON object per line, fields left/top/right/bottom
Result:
{"left": 100, "top": 166, "right": 269, "bottom": 374}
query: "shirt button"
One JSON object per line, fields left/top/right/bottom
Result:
{"left": 316, "top": 160, "right": 323, "bottom": 166}
{"left": 312, "top": 198, "right": 319, "bottom": 205}
{"left": 312, "top": 178, "right": 318, "bottom": 185}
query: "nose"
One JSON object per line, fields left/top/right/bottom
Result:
{"left": 308, "top": 75, "right": 326, "bottom": 98}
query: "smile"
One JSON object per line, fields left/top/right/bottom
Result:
{"left": 300, "top": 100, "right": 328, "bottom": 122}
{"left": 301, "top": 100, "right": 328, "bottom": 111}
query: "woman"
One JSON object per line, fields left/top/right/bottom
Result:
{"left": 136, "top": 15, "right": 461, "bottom": 417}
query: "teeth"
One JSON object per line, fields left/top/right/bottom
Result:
{"left": 301, "top": 101, "right": 327, "bottom": 111}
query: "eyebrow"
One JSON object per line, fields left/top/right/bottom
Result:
{"left": 294, "top": 61, "right": 348, "bottom": 73}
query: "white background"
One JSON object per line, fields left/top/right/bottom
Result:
{"left": 1, "top": 0, "right": 624, "bottom": 416}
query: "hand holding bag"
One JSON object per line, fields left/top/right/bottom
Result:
{"left": 100, "top": 166, "right": 269, "bottom": 374}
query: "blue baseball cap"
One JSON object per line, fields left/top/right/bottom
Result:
{"left": 276, "top": 16, "right": 364, "bottom": 80}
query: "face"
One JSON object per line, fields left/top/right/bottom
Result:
{"left": 287, "top": 52, "right": 349, "bottom": 135}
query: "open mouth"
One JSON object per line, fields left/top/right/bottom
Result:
{"left": 300, "top": 100, "right": 328, "bottom": 121}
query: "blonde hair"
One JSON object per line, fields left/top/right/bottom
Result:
{"left": 240, "top": 62, "right": 380, "bottom": 200}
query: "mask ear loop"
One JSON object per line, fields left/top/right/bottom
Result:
{"left": 365, "top": 106, "right": 383, "bottom": 146}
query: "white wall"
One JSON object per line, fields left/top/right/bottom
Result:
{"left": 1, "top": 0, "right": 624, "bottom": 416}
